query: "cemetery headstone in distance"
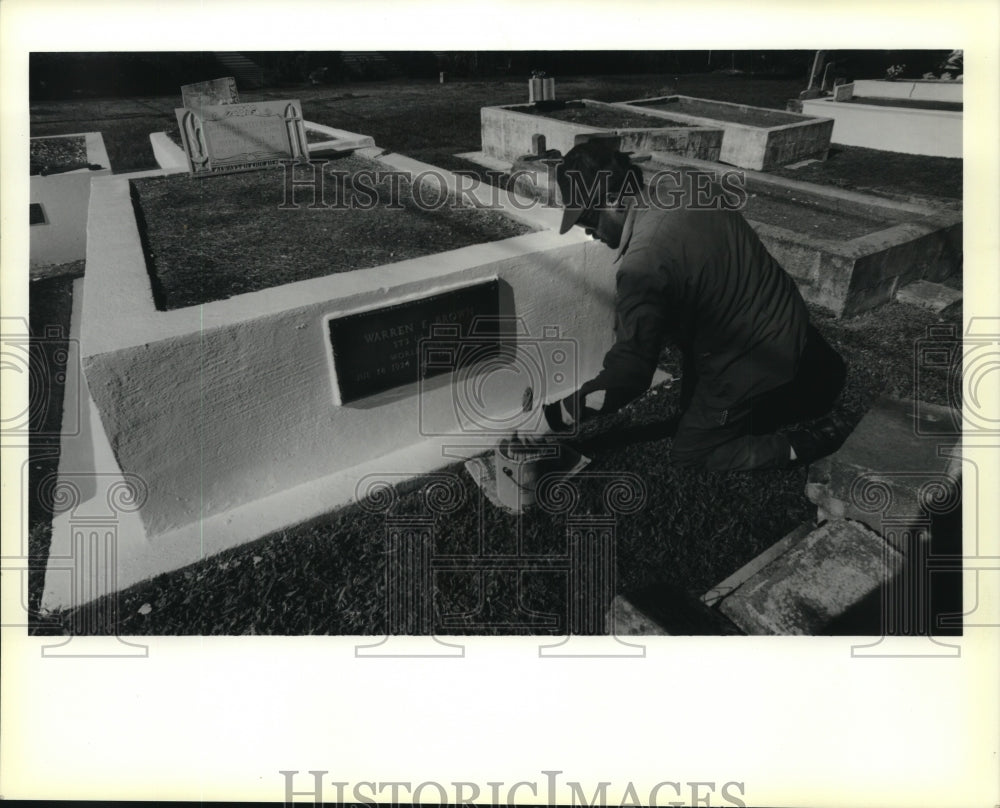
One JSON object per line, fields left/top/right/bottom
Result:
{"left": 180, "top": 76, "right": 240, "bottom": 109}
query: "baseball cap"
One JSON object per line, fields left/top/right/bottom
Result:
{"left": 555, "top": 136, "right": 625, "bottom": 234}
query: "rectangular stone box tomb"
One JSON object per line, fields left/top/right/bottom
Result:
{"left": 47, "top": 150, "right": 626, "bottom": 609}
{"left": 614, "top": 95, "right": 834, "bottom": 171}
{"left": 643, "top": 153, "right": 962, "bottom": 317}
{"left": 481, "top": 99, "right": 724, "bottom": 165}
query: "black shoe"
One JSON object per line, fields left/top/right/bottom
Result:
{"left": 786, "top": 413, "right": 852, "bottom": 466}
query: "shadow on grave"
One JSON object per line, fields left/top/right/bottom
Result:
{"left": 826, "top": 505, "right": 963, "bottom": 636}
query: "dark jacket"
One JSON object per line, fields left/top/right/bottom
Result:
{"left": 581, "top": 196, "right": 809, "bottom": 411}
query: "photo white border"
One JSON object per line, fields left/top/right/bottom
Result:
{"left": 2, "top": 1, "right": 997, "bottom": 805}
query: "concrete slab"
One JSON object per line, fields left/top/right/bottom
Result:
{"left": 302, "top": 120, "right": 376, "bottom": 154}
{"left": 718, "top": 519, "right": 902, "bottom": 635}
{"left": 609, "top": 595, "right": 670, "bottom": 635}
{"left": 896, "top": 280, "right": 962, "bottom": 313}
{"left": 805, "top": 397, "right": 962, "bottom": 549}
{"left": 609, "top": 587, "right": 743, "bottom": 636}
{"left": 148, "top": 132, "right": 188, "bottom": 174}
{"left": 784, "top": 158, "right": 822, "bottom": 170}
{"left": 702, "top": 521, "right": 815, "bottom": 607}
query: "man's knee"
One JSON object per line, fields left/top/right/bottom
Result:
{"left": 673, "top": 426, "right": 791, "bottom": 472}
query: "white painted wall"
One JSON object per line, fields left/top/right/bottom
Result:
{"left": 852, "top": 79, "right": 963, "bottom": 103}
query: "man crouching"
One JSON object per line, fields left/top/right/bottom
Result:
{"left": 544, "top": 138, "right": 849, "bottom": 470}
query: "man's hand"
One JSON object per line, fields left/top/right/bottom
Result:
{"left": 542, "top": 389, "right": 607, "bottom": 432}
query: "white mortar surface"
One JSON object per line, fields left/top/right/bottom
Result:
{"left": 303, "top": 120, "right": 376, "bottom": 154}
{"left": 801, "top": 96, "right": 962, "bottom": 158}
{"left": 42, "top": 354, "right": 504, "bottom": 611}
{"left": 148, "top": 132, "right": 188, "bottom": 174}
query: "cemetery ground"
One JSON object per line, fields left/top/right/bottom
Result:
{"left": 27, "top": 73, "right": 962, "bottom": 635}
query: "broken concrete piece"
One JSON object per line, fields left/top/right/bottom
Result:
{"left": 896, "top": 280, "right": 962, "bottom": 313}
{"left": 718, "top": 519, "right": 902, "bottom": 635}
{"left": 609, "top": 586, "right": 743, "bottom": 635}
{"left": 609, "top": 595, "right": 671, "bottom": 635}
{"left": 702, "top": 521, "right": 815, "bottom": 607}
{"left": 805, "top": 397, "right": 961, "bottom": 547}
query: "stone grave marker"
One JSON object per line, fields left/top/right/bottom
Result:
{"left": 832, "top": 82, "right": 855, "bottom": 102}
{"left": 181, "top": 76, "right": 239, "bottom": 108}
{"left": 326, "top": 281, "right": 502, "bottom": 404}
{"left": 528, "top": 74, "right": 556, "bottom": 103}
{"left": 174, "top": 99, "right": 309, "bottom": 176}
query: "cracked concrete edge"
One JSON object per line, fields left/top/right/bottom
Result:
{"left": 701, "top": 520, "right": 816, "bottom": 608}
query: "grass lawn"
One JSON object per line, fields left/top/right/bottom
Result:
{"left": 520, "top": 102, "right": 695, "bottom": 129}
{"left": 769, "top": 145, "right": 962, "bottom": 203}
{"left": 30, "top": 134, "right": 89, "bottom": 175}
{"left": 25, "top": 72, "right": 963, "bottom": 635}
